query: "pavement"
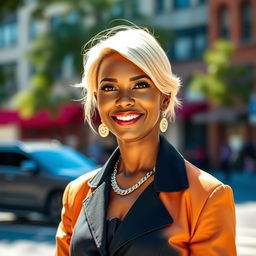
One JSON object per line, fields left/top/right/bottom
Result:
{"left": 0, "top": 214, "right": 56, "bottom": 256}
{"left": 236, "top": 202, "right": 256, "bottom": 256}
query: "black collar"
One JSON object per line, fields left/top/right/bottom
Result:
{"left": 88, "top": 135, "right": 189, "bottom": 192}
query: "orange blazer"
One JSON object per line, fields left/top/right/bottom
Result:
{"left": 55, "top": 136, "right": 236, "bottom": 256}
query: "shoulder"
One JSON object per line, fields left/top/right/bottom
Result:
{"left": 64, "top": 168, "right": 100, "bottom": 205}
{"left": 183, "top": 160, "right": 235, "bottom": 223}
{"left": 185, "top": 160, "right": 223, "bottom": 191}
{"left": 184, "top": 160, "right": 233, "bottom": 204}
{"left": 70, "top": 168, "right": 100, "bottom": 190}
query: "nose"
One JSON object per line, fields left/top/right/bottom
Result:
{"left": 115, "top": 90, "right": 135, "bottom": 108}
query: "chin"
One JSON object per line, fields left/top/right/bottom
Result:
{"left": 115, "top": 130, "right": 158, "bottom": 144}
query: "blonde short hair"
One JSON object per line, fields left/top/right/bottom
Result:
{"left": 81, "top": 25, "right": 181, "bottom": 131}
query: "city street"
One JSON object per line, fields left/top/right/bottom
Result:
{"left": 0, "top": 213, "right": 56, "bottom": 256}
{"left": 0, "top": 172, "right": 255, "bottom": 256}
{"left": 236, "top": 202, "right": 256, "bottom": 256}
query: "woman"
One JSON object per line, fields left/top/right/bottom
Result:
{"left": 55, "top": 25, "right": 236, "bottom": 256}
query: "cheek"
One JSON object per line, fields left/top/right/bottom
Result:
{"left": 136, "top": 91, "right": 161, "bottom": 111}
{"left": 96, "top": 94, "right": 115, "bottom": 123}
{"left": 97, "top": 93, "right": 114, "bottom": 110}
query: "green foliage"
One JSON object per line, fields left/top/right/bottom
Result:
{"left": 13, "top": 0, "right": 117, "bottom": 118}
{"left": 189, "top": 40, "right": 253, "bottom": 107}
{"left": 3, "top": 0, "right": 173, "bottom": 117}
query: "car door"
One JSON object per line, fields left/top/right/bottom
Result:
{"left": 0, "top": 151, "right": 41, "bottom": 210}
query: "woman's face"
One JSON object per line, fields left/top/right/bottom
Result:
{"left": 95, "top": 53, "right": 168, "bottom": 142}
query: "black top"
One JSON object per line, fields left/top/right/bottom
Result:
{"left": 70, "top": 135, "right": 188, "bottom": 256}
{"left": 106, "top": 218, "right": 122, "bottom": 254}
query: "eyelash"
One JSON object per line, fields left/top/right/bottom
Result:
{"left": 100, "top": 84, "right": 117, "bottom": 92}
{"left": 133, "top": 81, "right": 150, "bottom": 89}
{"left": 100, "top": 80, "right": 150, "bottom": 92}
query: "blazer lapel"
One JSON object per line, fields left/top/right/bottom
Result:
{"left": 84, "top": 135, "right": 189, "bottom": 256}
{"left": 82, "top": 174, "right": 111, "bottom": 256}
{"left": 109, "top": 182, "right": 173, "bottom": 256}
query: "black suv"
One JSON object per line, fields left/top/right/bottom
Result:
{"left": 0, "top": 140, "right": 97, "bottom": 223}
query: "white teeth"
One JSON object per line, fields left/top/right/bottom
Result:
{"left": 115, "top": 114, "right": 140, "bottom": 121}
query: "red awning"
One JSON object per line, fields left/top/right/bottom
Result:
{"left": 0, "top": 103, "right": 84, "bottom": 128}
{"left": 0, "top": 101, "right": 208, "bottom": 128}
{"left": 177, "top": 101, "right": 208, "bottom": 120}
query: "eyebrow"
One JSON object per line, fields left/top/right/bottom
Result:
{"left": 129, "top": 75, "right": 151, "bottom": 81}
{"left": 100, "top": 75, "right": 151, "bottom": 83}
{"left": 100, "top": 78, "right": 117, "bottom": 83}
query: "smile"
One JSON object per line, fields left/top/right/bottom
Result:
{"left": 116, "top": 114, "right": 140, "bottom": 121}
{"left": 112, "top": 112, "right": 143, "bottom": 125}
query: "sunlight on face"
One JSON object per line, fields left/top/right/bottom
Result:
{"left": 95, "top": 53, "right": 165, "bottom": 142}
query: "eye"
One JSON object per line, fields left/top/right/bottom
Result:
{"left": 100, "top": 84, "right": 117, "bottom": 92}
{"left": 133, "top": 81, "right": 151, "bottom": 89}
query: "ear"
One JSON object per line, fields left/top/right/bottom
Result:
{"left": 160, "top": 93, "right": 171, "bottom": 111}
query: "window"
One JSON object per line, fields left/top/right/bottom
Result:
{"left": 194, "top": 34, "right": 207, "bottom": 57}
{"left": 66, "top": 11, "right": 81, "bottom": 23}
{"left": 174, "top": 37, "right": 193, "bottom": 60}
{"left": 50, "top": 11, "right": 81, "bottom": 31}
{"left": 198, "top": 0, "right": 207, "bottom": 4}
{"left": 29, "top": 19, "right": 40, "bottom": 40}
{"left": 50, "top": 15, "right": 63, "bottom": 30}
{"left": 130, "top": 0, "right": 139, "bottom": 18}
{"left": 62, "top": 54, "right": 74, "bottom": 79}
{"left": 155, "top": 0, "right": 165, "bottom": 14}
{"left": 219, "top": 5, "right": 230, "bottom": 39}
{"left": 170, "top": 26, "right": 207, "bottom": 61}
{"left": 174, "top": 0, "right": 190, "bottom": 9}
{"left": 0, "top": 152, "right": 29, "bottom": 167}
{"left": 110, "top": 0, "right": 125, "bottom": 18}
{"left": 0, "top": 15, "right": 18, "bottom": 48}
{"left": 0, "top": 63, "right": 17, "bottom": 103}
{"left": 25, "top": 0, "right": 38, "bottom": 3}
{"left": 241, "top": 1, "right": 252, "bottom": 42}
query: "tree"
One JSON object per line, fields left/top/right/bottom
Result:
{"left": 12, "top": 0, "right": 173, "bottom": 118}
{"left": 0, "top": 0, "right": 172, "bottom": 117}
{"left": 13, "top": 0, "right": 116, "bottom": 118}
{"left": 189, "top": 40, "right": 253, "bottom": 107}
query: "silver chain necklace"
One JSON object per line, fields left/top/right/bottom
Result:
{"left": 110, "top": 159, "right": 156, "bottom": 196}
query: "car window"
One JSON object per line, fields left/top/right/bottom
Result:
{"left": 0, "top": 152, "right": 29, "bottom": 167}
{"left": 32, "top": 147, "right": 96, "bottom": 171}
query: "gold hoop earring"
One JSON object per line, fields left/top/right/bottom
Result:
{"left": 160, "top": 112, "right": 168, "bottom": 133}
{"left": 98, "top": 123, "right": 109, "bottom": 137}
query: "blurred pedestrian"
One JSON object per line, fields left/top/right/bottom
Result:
{"left": 241, "top": 141, "right": 256, "bottom": 175}
{"left": 55, "top": 25, "right": 236, "bottom": 256}
{"left": 220, "top": 141, "right": 233, "bottom": 182}
{"left": 194, "top": 145, "right": 207, "bottom": 169}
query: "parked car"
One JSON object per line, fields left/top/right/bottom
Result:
{"left": 0, "top": 140, "right": 98, "bottom": 223}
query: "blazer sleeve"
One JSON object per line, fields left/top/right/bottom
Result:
{"left": 55, "top": 181, "right": 73, "bottom": 256}
{"left": 189, "top": 184, "right": 236, "bottom": 256}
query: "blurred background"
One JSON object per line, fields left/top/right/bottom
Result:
{"left": 0, "top": 0, "right": 255, "bottom": 255}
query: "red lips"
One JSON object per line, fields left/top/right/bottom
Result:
{"left": 112, "top": 112, "right": 143, "bottom": 125}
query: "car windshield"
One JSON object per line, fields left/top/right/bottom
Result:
{"left": 31, "top": 147, "right": 95, "bottom": 171}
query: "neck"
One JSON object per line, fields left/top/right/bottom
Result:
{"left": 116, "top": 131, "right": 160, "bottom": 176}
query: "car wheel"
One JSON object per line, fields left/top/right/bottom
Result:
{"left": 47, "top": 191, "right": 63, "bottom": 224}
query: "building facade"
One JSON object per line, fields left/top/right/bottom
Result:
{"left": 207, "top": 0, "right": 256, "bottom": 167}
{"left": 5, "top": 0, "right": 254, "bottom": 168}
